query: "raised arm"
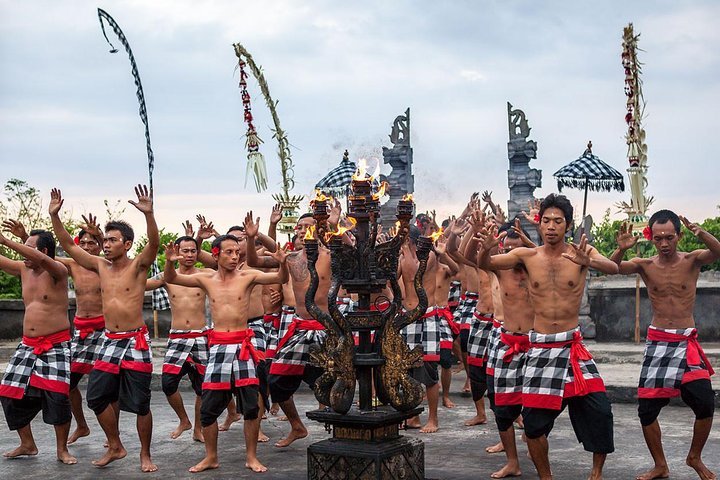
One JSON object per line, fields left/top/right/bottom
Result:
{"left": 163, "top": 243, "right": 204, "bottom": 288}
{"left": 609, "top": 221, "right": 641, "bottom": 274}
{"left": 194, "top": 216, "right": 218, "bottom": 269}
{"left": 0, "top": 250, "right": 22, "bottom": 276}
{"left": 681, "top": 216, "right": 720, "bottom": 266}
{"left": 129, "top": 185, "right": 160, "bottom": 271}
{"left": 268, "top": 203, "right": 282, "bottom": 242}
{"left": 0, "top": 229, "right": 67, "bottom": 281}
{"left": 49, "top": 188, "right": 101, "bottom": 272}
{"left": 2, "top": 219, "right": 29, "bottom": 243}
{"left": 435, "top": 240, "right": 459, "bottom": 276}
{"left": 244, "top": 211, "right": 281, "bottom": 268}
{"left": 248, "top": 246, "right": 289, "bottom": 286}
{"left": 145, "top": 272, "right": 165, "bottom": 291}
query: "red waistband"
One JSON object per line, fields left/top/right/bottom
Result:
{"left": 73, "top": 316, "right": 105, "bottom": 339}
{"left": 276, "top": 318, "right": 324, "bottom": 352}
{"left": 473, "top": 311, "right": 493, "bottom": 322}
{"left": 263, "top": 313, "right": 280, "bottom": 323}
{"left": 208, "top": 329, "right": 260, "bottom": 364}
{"left": 23, "top": 329, "right": 71, "bottom": 355}
{"left": 531, "top": 331, "right": 593, "bottom": 395}
{"left": 106, "top": 326, "right": 149, "bottom": 351}
{"left": 461, "top": 292, "right": 479, "bottom": 300}
{"left": 493, "top": 319, "right": 502, "bottom": 329}
{"left": 500, "top": 332, "right": 530, "bottom": 362}
{"left": 647, "top": 327, "right": 714, "bottom": 376}
{"left": 169, "top": 330, "right": 207, "bottom": 339}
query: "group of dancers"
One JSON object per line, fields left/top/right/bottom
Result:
{"left": 0, "top": 185, "right": 716, "bottom": 479}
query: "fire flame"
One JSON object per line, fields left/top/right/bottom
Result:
{"left": 430, "top": 227, "right": 444, "bottom": 243}
{"left": 304, "top": 225, "right": 316, "bottom": 241}
{"left": 312, "top": 189, "right": 332, "bottom": 203}
{"left": 352, "top": 159, "right": 369, "bottom": 181}
{"left": 401, "top": 193, "right": 414, "bottom": 201}
{"left": 372, "top": 181, "right": 389, "bottom": 200}
{"left": 324, "top": 216, "right": 357, "bottom": 242}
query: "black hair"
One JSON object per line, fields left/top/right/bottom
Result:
{"left": 649, "top": 209, "right": 681, "bottom": 234}
{"left": 211, "top": 234, "right": 239, "bottom": 251}
{"left": 226, "top": 226, "right": 245, "bottom": 234}
{"left": 291, "top": 234, "right": 298, "bottom": 243}
{"left": 29, "top": 229, "right": 56, "bottom": 259}
{"left": 298, "top": 212, "right": 314, "bottom": 221}
{"left": 539, "top": 193, "right": 574, "bottom": 227}
{"left": 500, "top": 220, "right": 531, "bottom": 240}
{"left": 408, "top": 224, "right": 420, "bottom": 244}
{"left": 174, "top": 236, "right": 198, "bottom": 248}
{"left": 76, "top": 229, "right": 96, "bottom": 243}
{"left": 105, "top": 220, "right": 134, "bottom": 243}
{"left": 441, "top": 218, "right": 450, "bottom": 229}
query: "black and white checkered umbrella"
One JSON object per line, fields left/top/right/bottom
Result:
{"left": 553, "top": 142, "right": 625, "bottom": 217}
{"left": 315, "top": 151, "right": 357, "bottom": 197}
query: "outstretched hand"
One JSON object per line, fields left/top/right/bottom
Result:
{"left": 243, "top": 211, "right": 260, "bottom": 237}
{"left": 164, "top": 242, "right": 182, "bottom": 263}
{"left": 2, "top": 219, "right": 27, "bottom": 240}
{"left": 182, "top": 220, "right": 195, "bottom": 237}
{"left": 80, "top": 213, "right": 102, "bottom": 238}
{"left": 128, "top": 185, "right": 153, "bottom": 214}
{"left": 328, "top": 198, "right": 342, "bottom": 226}
{"left": 616, "top": 221, "right": 639, "bottom": 251}
{"left": 680, "top": 216, "right": 702, "bottom": 236}
{"left": 562, "top": 234, "right": 592, "bottom": 267}
{"left": 512, "top": 218, "right": 535, "bottom": 248}
{"left": 268, "top": 243, "right": 288, "bottom": 263}
{"left": 270, "top": 203, "right": 282, "bottom": 225}
{"left": 49, "top": 188, "right": 65, "bottom": 216}
{"left": 195, "top": 215, "right": 218, "bottom": 240}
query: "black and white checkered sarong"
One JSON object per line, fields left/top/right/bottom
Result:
{"left": 0, "top": 332, "right": 71, "bottom": 400}
{"left": 493, "top": 330, "right": 529, "bottom": 406}
{"left": 71, "top": 317, "right": 106, "bottom": 374}
{"left": 522, "top": 328, "right": 604, "bottom": 410}
{"left": 485, "top": 319, "right": 503, "bottom": 376}
{"left": 163, "top": 328, "right": 208, "bottom": 375}
{"left": 94, "top": 327, "right": 153, "bottom": 375}
{"left": 453, "top": 292, "right": 478, "bottom": 330}
{"left": 467, "top": 312, "right": 494, "bottom": 367}
{"left": 401, "top": 307, "right": 445, "bottom": 362}
{"left": 269, "top": 316, "right": 326, "bottom": 376}
{"left": 203, "top": 340, "right": 259, "bottom": 390}
{"left": 448, "top": 281, "right": 462, "bottom": 308}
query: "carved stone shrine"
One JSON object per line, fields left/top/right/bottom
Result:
{"left": 380, "top": 108, "right": 415, "bottom": 229}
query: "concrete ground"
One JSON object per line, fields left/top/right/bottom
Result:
{"left": 1, "top": 371, "right": 718, "bottom": 480}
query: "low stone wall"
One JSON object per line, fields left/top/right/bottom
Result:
{"left": 588, "top": 272, "right": 720, "bottom": 342}
{"left": 0, "top": 295, "right": 173, "bottom": 340}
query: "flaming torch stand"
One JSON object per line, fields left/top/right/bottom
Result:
{"left": 304, "top": 180, "right": 430, "bottom": 479}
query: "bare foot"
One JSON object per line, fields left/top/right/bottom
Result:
{"left": 269, "top": 403, "right": 280, "bottom": 415}
{"left": 420, "top": 420, "right": 438, "bottom": 433}
{"left": 463, "top": 379, "right": 471, "bottom": 392}
{"left": 193, "top": 429, "right": 205, "bottom": 443}
{"left": 171, "top": 420, "right": 192, "bottom": 439}
{"left": 92, "top": 446, "right": 127, "bottom": 467}
{"left": 405, "top": 418, "right": 422, "bottom": 429}
{"left": 451, "top": 364, "right": 464, "bottom": 374}
{"left": 464, "top": 415, "right": 487, "bottom": 426}
{"left": 514, "top": 417, "right": 524, "bottom": 429}
{"left": 189, "top": 456, "right": 219, "bottom": 473}
{"left": 274, "top": 426, "right": 308, "bottom": 447}
{"left": 141, "top": 455, "right": 158, "bottom": 473}
{"left": 246, "top": 459, "right": 268, "bottom": 473}
{"left": 486, "top": 441, "right": 505, "bottom": 454}
{"left": 218, "top": 413, "right": 241, "bottom": 432}
{"left": 56, "top": 449, "right": 77, "bottom": 465}
{"left": 491, "top": 463, "right": 521, "bottom": 478}
{"left": 636, "top": 465, "right": 669, "bottom": 480}
{"left": 3, "top": 444, "right": 38, "bottom": 458}
{"left": 258, "top": 430, "right": 270, "bottom": 443}
{"left": 67, "top": 426, "right": 90, "bottom": 445}
{"left": 277, "top": 415, "right": 288, "bottom": 422}
{"left": 442, "top": 396, "right": 456, "bottom": 408}
{"left": 686, "top": 456, "right": 716, "bottom": 480}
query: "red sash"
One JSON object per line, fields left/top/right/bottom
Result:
{"left": 73, "top": 316, "right": 105, "bottom": 340}
{"left": 23, "top": 329, "right": 71, "bottom": 355}
{"left": 531, "top": 330, "right": 593, "bottom": 396}
{"left": 276, "top": 317, "right": 325, "bottom": 352}
{"left": 438, "top": 307, "right": 460, "bottom": 336}
{"left": 208, "top": 329, "right": 261, "bottom": 365}
{"left": 500, "top": 332, "right": 530, "bottom": 362}
{"left": 169, "top": 330, "right": 207, "bottom": 340}
{"left": 647, "top": 328, "right": 714, "bottom": 376}
{"left": 106, "top": 325, "right": 149, "bottom": 351}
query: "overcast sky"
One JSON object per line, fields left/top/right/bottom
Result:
{"left": 1, "top": 0, "right": 718, "bottom": 236}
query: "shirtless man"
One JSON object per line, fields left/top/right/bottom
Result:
{"left": 50, "top": 185, "right": 159, "bottom": 472}
{"left": 246, "top": 211, "right": 334, "bottom": 448}
{"left": 3, "top": 217, "right": 105, "bottom": 445}
{"left": 434, "top": 235, "right": 460, "bottom": 408}
{"left": 447, "top": 218, "right": 495, "bottom": 426}
{"left": 478, "top": 193, "right": 618, "bottom": 480}
{"left": 0, "top": 228, "right": 76, "bottom": 465}
{"left": 399, "top": 225, "right": 453, "bottom": 433}
{"left": 165, "top": 234, "right": 288, "bottom": 473}
{"left": 146, "top": 234, "right": 210, "bottom": 442}
{"left": 468, "top": 218, "right": 536, "bottom": 478}
{"left": 611, "top": 211, "right": 719, "bottom": 480}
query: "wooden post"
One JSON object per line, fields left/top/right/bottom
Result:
{"left": 153, "top": 309, "right": 159, "bottom": 339}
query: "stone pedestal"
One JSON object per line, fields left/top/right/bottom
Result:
{"left": 306, "top": 407, "right": 424, "bottom": 480}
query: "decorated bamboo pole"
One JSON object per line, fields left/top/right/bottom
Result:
{"left": 233, "top": 43, "right": 303, "bottom": 239}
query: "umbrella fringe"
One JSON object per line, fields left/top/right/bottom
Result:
{"left": 556, "top": 178, "right": 625, "bottom": 193}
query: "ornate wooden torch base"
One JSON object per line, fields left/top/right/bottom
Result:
{"left": 307, "top": 406, "right": 424, "bottom": 480}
